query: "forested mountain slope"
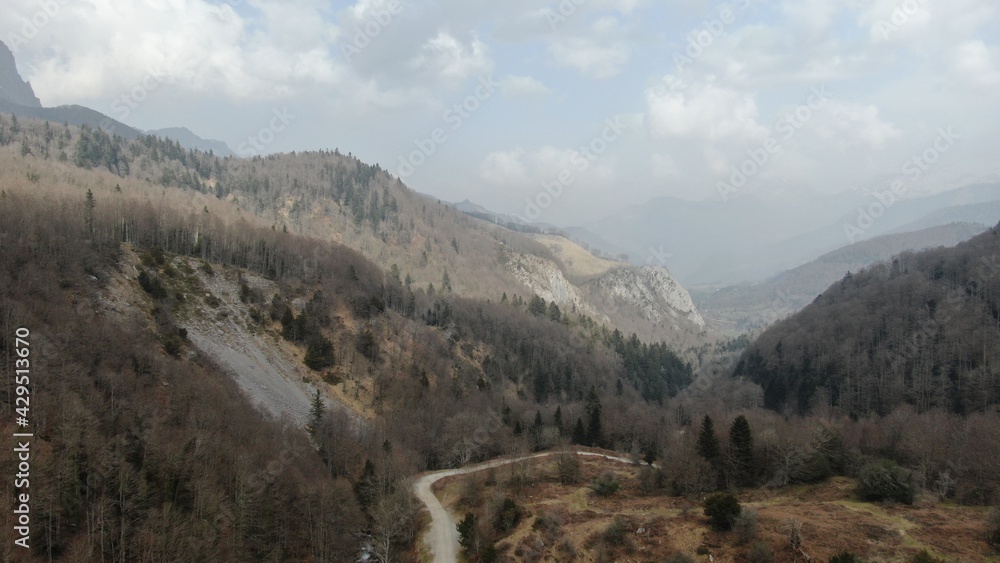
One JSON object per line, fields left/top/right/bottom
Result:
{"left": 0, "top": 120, "right": 697, "bottom": 559}
{"left": 7, "top": 112, "right": 706, "bottom": 347}
{"left": 734, "top": 224, "right": 1000, "bottom": 416}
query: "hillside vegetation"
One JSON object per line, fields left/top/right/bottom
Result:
{"left": 735, "top": 225, "right": 1000, "bottom": 416}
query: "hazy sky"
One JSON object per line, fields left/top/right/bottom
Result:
{"left": 3, "top": 0, "right": 999, "bottom": 224}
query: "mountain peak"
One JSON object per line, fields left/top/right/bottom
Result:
{"left": 0, "top": 41, "right": 42, "bottom": 108}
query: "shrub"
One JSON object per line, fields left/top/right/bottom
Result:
{"left": 829, "top": 552, "right": 862, "bottom": 563}
{"left": 493, "top": 497, "right": 522, "bottom": 534}
{"left": 856, "top": 459, "right": 916, "bottom": 504}
{"left": 665, "top": 554, "right": 695, "bottom": 563}
{"left": 703, "top": 493, "right": 741, "bottom": 531}
{"left": 733, "top": 508, "right": 759, "bottom": 544}
{"left": 988, "top": 507, "right": 1000, "bottom": 548}
{"left": 909, "top": 550, "right": 943, "bottom": 563}
{"left": 591, "top": 472, "right": 620, "bottom": 497}
{"left": 602, "top": 518, "right": 628, "bottom": 546}
{"left": 747, "top": 541, "right": 773, "bottom": 563}
{"left": 557, "top": 451, "right": 582, "bottom": 485}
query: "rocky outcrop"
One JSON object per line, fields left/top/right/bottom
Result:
{"left": 0, "top": 41, "right": 41, "bottom": 108}
{"left": 591, "top": 265, "right": 706, "bottom": 329}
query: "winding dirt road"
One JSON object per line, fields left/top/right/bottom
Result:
{"left": 412, "top": 450, "right": 635, "bottom": 563}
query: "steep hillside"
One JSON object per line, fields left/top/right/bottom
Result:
{"left": 733, "top": 224, "right": 1000, "bottom": 416}
{"left": 0, "top": 41, "right": 40, "bottom": 107}
{"left": 5, "top": 111, "right": 707, "bottom": 347}
{"left": 699, "top": 222, "right": 987, "bottom": 332}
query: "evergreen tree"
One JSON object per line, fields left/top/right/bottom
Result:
{"left": 730, "top": 415, "right": 754, "bottom": 487}
{"left": 304, "top": 334, "right": 335, "bottom": 370}
{"left": 586, "top": 386, "right": 603, "bottom": 447}
{"left": 84, "top": 188, "right": 95, "bottom": 234}
{"left": 696, "top": 415, "right": 721, "bottom": 463}
{"left": 308, "top": 390, "right": 325, "bottom": 435}
{"left": 553, "top": 406, "right": 563, "bottom": 434}
{"left": 571, "top": 418, "right": 587, "bottom": 445}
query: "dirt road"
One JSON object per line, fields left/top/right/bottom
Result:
{"left": 413, "top": 451, "right": 635, "bottom": 563}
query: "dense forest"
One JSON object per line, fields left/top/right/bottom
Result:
{"left": 3, "top": 114, "right": 1000, "bottom": 561}
{"left": 734, "top": 225, "right": 1000, "bottom": 417}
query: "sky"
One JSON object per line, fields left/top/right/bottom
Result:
{"left": 2, "top": 0, "right": 1000, "bottom": 225}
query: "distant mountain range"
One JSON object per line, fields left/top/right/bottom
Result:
{"left": 584, "top": 183, "right": 1000, "bottom": 286}
{"left": 696, "top": 222, "right": 988, "bottom": 332}
{"left": 0, "top": 40, "right": 233, "bottom": 157}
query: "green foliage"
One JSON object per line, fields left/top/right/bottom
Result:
{"left": 591, "top": 472, "right": 620, "bottom": 497}
{"left": 703, "top": 493, "right": 741, "bottom": 531}
{"left": 528, "top": 294, "right": 547, "bottom": 316}
{"left": 697, "top": 415, "right": 720, "bottom": 463}
{"left": 988, "top": 507, "right": 1000, "bottom": 548}
{"left": 829, "top": 552, "right": 862, "bottom": 563}
{"left": 730, "top": 415, "right": 754, "bottom": 486}
{"left": 137, "top": 270, "right": 167, "bottom": 300}
{"left": 909, "top": 550, "right": 943, "bottom": 563}
{"left": 605, "top": 329, "right": 693, "bottom": 403}
{"left": 571, "top": 418, "right": 587, "bottom": 445}
{"left": 457, "top": 512, "right": 477, "bottom": 552}
{"left": 493, "top": 497, "right": 522, "bottom": 534}
{"left": 308, "top": 390, "right": 325, "bottom": 434}
{"left": 602, "top": 517, "right": 628, "bottom": 546}
{"left": 586, "top": 386, "right": 603, "bottom": 447}
{"left": 856, "top": 459, "right": 916, "bottom": 504}
{"left": 304, "top": 334, "right": 335, "bottom": 370}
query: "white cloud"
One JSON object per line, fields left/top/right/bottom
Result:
{"left": 548, "top": 17, "right": 630, "bottom": 78}
{"left": 501, "top": 75, "right": 551, "bottom": 97}
{"left": 953, "top": 40, "right": 1000, "bottom": 85}
{"left": 408, "top": 31, "right": 493, "bottom": 81}
{"left": 645, "top": 78, "right": 766, "bottom": 141}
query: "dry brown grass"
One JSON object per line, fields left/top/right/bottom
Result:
{"left": 433, "top": 455, "right": 1000, "bottom": 562}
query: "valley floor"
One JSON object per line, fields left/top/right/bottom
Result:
{"left": 418, "top": 453, "right": 1000, "bottom": 562}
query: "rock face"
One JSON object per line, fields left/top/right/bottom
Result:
{"left": 507, "top": 250, "right": 706, "bottom": 344}
{"left": 505, "top": 252, "right": 606, "bottom": 321}
{"left": 0, "top": 41, "right": 41, "bottom": 108}
{"left": 591, "top": 265, "right": 706, "bottom": 329}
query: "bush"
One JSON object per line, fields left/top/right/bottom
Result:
{"left": 557, "top": 451, "right": 582, "bottom": 485}
{"left": 733, "top": 508, "right": 759, "bottom": 544}
{"left": 591, "top": 472, "right": 620, "bottom": 497}
{"left": 909, "top": 550, "right": 943, "bottom": 563}
{"left": 988, "top": 507, "right": 1000, "bottom": 548}
{"left": 665, "top": 554, "right": 695, "bottom": 563}
{"left": 703, "top": 493, "right": 741, "bottom": 531}
{"left": 601, "top": 517, "right": 627, "bottom": 546}
{"left": 829, "top": 552, "right": 862, "bottom": 563}
{"left": 493, "top": 497, "right": 522, "bottom": 534}
{"left": 856, "top": 459, "right": 916, "bottom": 504}
{"left": 747, "top": 541, "right": 773, "bottom": 563}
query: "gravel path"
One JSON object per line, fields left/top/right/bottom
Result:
{"left": 413, "top": 450, "right": 635, "bottom": 563}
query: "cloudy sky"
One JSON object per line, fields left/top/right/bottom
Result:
{"left": 3, "top": 0, "right": 999, "bottom": 224}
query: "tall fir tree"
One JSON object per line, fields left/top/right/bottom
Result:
{"left": 585, "top": 386, "right": 603, "bottom": 447}
{"left": 696, "top": 415, "right": 720, "bottom": 463}
{"left": 730, "top": 415, "right": 754, "bottom": 487}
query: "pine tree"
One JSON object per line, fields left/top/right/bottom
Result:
{"left": 571, "top": 418, "right": 587, "bottom": 445}
{"left": 308, "top": 390, "right": 325, "bottom": 435}
{"left": 730, "top": 415, "right": 754, "bottom": 487}
{"left": 586, "top": 386, "right": 603, "bottom": 447}
{"left": 84, "top": 188, "right": 95, "bottom": 234}
{"left": 696, "top": 415, "right": 720, "bottom": 463}
{"left": 553, "top": 406, "right": 563, "bottom": 434}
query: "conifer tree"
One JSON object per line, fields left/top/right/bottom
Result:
{"left": 730, "top": 415, "right": 754, "bottom": 487}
